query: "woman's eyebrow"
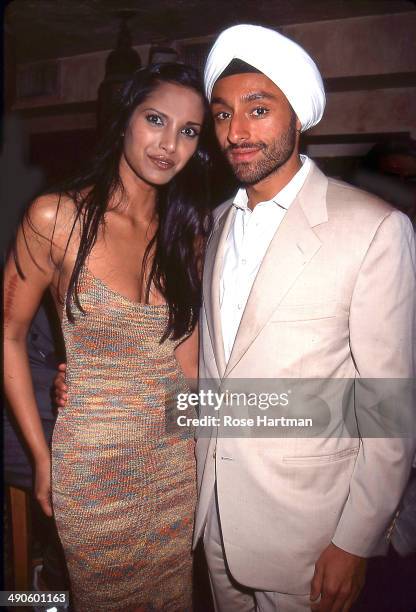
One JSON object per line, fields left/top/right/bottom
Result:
{"left": 143, "top": 108, "right": 202, "bottom": 127}
{"left": 142, "top": 107, "right": 168, "bottom": 119}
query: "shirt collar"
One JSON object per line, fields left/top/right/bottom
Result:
{"left": 233, "top": 154, "right": 311, "bottom": 211}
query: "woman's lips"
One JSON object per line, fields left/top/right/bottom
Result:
{"left": 148, "top": 155, "right": 175, "bottom": 170}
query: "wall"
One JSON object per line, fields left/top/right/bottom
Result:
{"left": 12, "top": 11, "right": 416, "bottom": 164}
{"left": 279, "top": 12, "right": 416, "bottom": 145}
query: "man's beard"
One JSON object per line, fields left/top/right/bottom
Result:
{"left": 225, "top": 112, "right": 297, "bottom": 186}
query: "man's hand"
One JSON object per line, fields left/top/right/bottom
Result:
{"left": 310, "top": 542, "right": 367, "bottom": 612}
{"left": 53, "top": 363, "right": 68, "bottom": 407}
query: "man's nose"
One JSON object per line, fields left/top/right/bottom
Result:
{"left": 227, "top": 113, "right": 250, "bottom": 145}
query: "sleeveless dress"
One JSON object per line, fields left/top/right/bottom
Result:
{"left": 51, "top": 268, "right": 196, "bottom": 611}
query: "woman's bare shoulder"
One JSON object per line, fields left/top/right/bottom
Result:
{"left": 25, "top": 192, "right": 80, "bottom": 245}
{"left": 28, "top": 192, "right": 77, "bottom": 227}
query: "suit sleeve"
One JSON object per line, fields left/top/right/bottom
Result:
{"left": 332, "top": 210, "right": 416, "bottom": 557}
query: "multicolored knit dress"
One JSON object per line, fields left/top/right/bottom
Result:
{"left": 51, "top": 268, "right": 196, "bottom": 611}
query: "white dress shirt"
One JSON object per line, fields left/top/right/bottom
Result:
{"left": 220, "top": 155, "right": 312, "bottom": 363}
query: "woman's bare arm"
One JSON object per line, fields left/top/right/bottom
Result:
{"left": 4, "top": 195, "right": 62, "bottom": 515}
{"left": 174, "top": 324, "right": 199, "bottom": 387}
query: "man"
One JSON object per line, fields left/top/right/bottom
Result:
{"left": 195, "top": 24, "right": 416, "bottom": 612}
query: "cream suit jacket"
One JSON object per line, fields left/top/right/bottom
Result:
{"left": 194, "top": 162, "right": 416, "bottom": 594}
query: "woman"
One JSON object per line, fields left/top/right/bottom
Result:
{"left": 4, "top": 63, "right": 212, "bottom": 611}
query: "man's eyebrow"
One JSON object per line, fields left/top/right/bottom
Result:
{"left": 211, "top": 96, "right": 229, "bottom": 106}
{"left": 211, "top": 91, "right": 277, "bottom": 106}
{"left": 242, "top": 91, "right": 277, "bottom": 103}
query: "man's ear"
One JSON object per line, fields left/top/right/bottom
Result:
{"left": 296, "top": 117, "right": 302, "bottom": 133}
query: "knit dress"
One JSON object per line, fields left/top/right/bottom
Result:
{"left": 52, "top": 267, "right": 196, "bottom": 611}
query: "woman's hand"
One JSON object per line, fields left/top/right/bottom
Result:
{"left": 53, "top": 363, "right": 68, "bottom": 408}
{"left": 35, "top": 455, "right": 53, "bottom": 517}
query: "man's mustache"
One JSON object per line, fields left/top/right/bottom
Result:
{"left": 225, "top": 142, "right": 267, "bottom": 154}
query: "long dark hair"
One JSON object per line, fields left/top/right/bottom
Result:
{"left": 24, "top": 63, "right": 213, "bottom": 342}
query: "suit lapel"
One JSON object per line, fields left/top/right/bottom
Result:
{"left": 224, "top": 163, "right": 328, "bottom": 377}
{"left": 203, "top": 202, "right": 236, "bottom": 378}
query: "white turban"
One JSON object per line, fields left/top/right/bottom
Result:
{"left": 204, "top": 24, "right": 325, "bottom": 132}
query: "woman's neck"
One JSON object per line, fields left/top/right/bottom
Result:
{"left": 113, "top": 155, "right": 158, "bottom": 223}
